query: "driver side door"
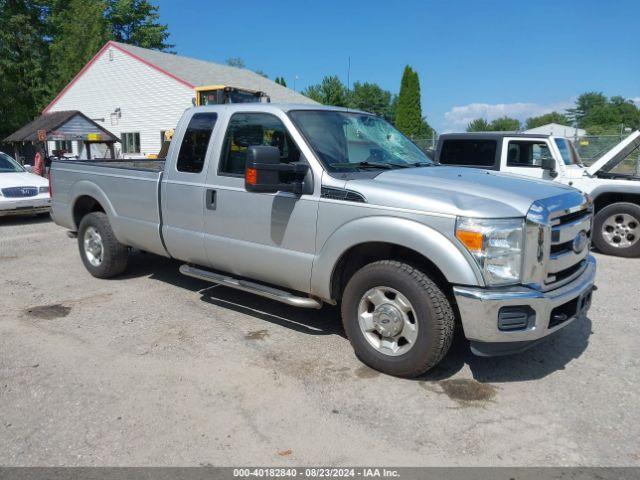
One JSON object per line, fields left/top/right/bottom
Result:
{"left": 202, "top": 111, "right": 319, "bottom": 293}
{"left": 501, "top": 138, "right": 556, "bottom": 180}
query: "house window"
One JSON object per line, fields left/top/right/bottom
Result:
{"left": 122, "top": 132, "right": 140, "bottom": 154}
{"left": 54, "top": 140, "right": 73, "bottom": 153}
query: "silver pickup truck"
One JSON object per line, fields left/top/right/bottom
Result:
{"left": 51, "top": 104, "right": 596, "bottom": 377}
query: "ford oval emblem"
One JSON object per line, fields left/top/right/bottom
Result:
{"left": 573, "top": 230, "right": 588, "bottom": 254}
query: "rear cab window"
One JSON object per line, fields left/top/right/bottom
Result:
{"left": 439, "top": 140, "right": 497, "bottom": 167}
{"left": 176, "top": 112, "right": 218, "bottom": 173}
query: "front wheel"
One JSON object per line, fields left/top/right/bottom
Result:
{"left": 77, "top": 212, "right": 129, "bottom": 278}
{"left": 341, "top": 260, "right": 455, "bottom": 378}
{"left": 592, "top": 202, "right": 640, "bottom": 257}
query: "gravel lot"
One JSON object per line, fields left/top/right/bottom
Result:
{"left": 1, "top": 216, "right": 639, "bottom": 466}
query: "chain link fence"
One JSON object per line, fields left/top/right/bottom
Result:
{"left": 574, "top": 134, "right": 640, "bottom": 175}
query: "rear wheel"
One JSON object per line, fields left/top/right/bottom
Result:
{"left": 593, "top": 202, "right": 640, "bottom": 257}
{"left": 77, "top": 212, "right": 128, "bottom": 278}
{"left": 341, "top": 260, "right": 455, "bottom": 378}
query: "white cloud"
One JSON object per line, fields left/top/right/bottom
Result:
{"left": 632, "top": 97, "right": 640, "bottom": 106}
{"left": 442, "top": 100, "right": 573, "bottom": 132}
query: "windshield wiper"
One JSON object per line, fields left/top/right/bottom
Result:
{"left": 411, "top": 162, "right": 436, "bottom": 167}
{"left": 330, "top": 161, "right": 398, "bottom": 170}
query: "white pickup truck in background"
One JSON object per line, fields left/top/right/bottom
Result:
{"left": 435, "top": 131, "right": 640, "bottom": 257}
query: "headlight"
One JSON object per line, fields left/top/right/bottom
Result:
{"left": 39, "top": 186, "right": 49, "bottom": 194}
{"left": 455, "top": 217, "right": 524, "bottom": 286}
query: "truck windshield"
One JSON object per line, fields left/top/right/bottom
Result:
{"left": 289, "top": 110, "right": 432, "bottom": 171}
{"left": 0, "top": 152, "right": 25, "bottom": 173}
{"left": 554, "top": 138, "right": 582, "bottom": 165}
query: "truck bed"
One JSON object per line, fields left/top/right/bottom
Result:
{"left": 51, "top": 158, "right": 167, "bottom": 257}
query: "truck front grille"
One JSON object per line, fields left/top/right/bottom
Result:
{"left": 544, "top": 207, "right": 592, "bottom": 289}
{"left": 2, "top": 186, "right": 38, "bottom": 198}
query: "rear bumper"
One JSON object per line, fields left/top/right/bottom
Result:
{"left": 453, "top": 255, "right": 596, "bottom": 356}
{"left": 0, "top": 197, "right": 51, "bottom": 216}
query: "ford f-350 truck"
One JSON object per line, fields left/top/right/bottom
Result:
{"left": 50, "top": 104, "right": 596, "bottom": 377}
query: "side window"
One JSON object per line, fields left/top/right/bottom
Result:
{"left": 507, "top": 141, "right": 551, "bottom": 167}
{"left": 439, "top": 140, "right": 497, "bottom": 167}
{"left": 176, "top": 113, "right": 218, "bottom": 173}
{"left": 219, "top": 112, "right": 301, "bottom": 176}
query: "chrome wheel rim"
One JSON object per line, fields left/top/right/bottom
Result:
{"left": 357, "top": 286, "right": 418, "bottom": 356}
{"left": 84, "top": 226, "right": 104, "bottom": 267}
{"left": 602, "top": 213, "right": 639, "bottom": 249}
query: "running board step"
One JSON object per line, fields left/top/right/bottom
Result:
{"left": 179, "top": 264, "right": 322, "bottom": 309}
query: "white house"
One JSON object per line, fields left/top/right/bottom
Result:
{"left": 524, "top": 123, "right": 586, "bottom": 138}
{"left": 44, "top": 41, "right": 316, "bottom": 158}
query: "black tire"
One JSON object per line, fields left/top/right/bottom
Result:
{"left": 592, "top": 202, "right": 640, "bottom": 258}
{"left": 341, "top": 260, "right": 455, "bottom": 378}
{"left": 77, "top": 212, "right": 128, "bottom": 278}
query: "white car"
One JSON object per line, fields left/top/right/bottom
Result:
{"left": 0, "top": 152, "right": 51, "bottom": 217}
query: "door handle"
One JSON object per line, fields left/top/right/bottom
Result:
{"left": 206, "top": 189, "right": 217, "bottom": 210}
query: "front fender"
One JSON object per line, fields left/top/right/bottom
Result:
{"left": 310, "top": 216, "right": 483, "bottom": 300}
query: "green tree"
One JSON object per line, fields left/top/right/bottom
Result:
{"left": 489, "top": 116, "right": 521, "bottom": 131}
{"left": 525, "top": 111, "right": 569, "bottom": 129}
{"left": 0, "top": 0, "right": 51, "bottom": 140}
{"left": 566, "top": 91, "right": 607, "bottom": 127}
{"left": 225, "top": 57, "right": 245, "bottom": 68}
{"left": 467, "top": 118, "right": 491, "bottom": 132}
{"left": 566, "top": 93, "right": 640, "bottom": 134}
{"left": 49, "top": 0, "right": 109, "bottom": 91}
{"left": 274, "top": 76, "right": 287, "bottom": 87}
{"left": 348, "top": 81, "right": 394, "bottom": 121}
{"left": 106, "top": 0, "right": 172, "bottom": 51}
{"left": 302, "top": 75, "right": 349, "bottom": 107}
{"left": 394, "top": 65, "right": 432, "bottom": 138}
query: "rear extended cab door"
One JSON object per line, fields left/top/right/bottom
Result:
{"left": 200, "top": 107, "right": 321, "bottom": 293}
{"left": 160, "top": 109, "right": 220, "bottom": 265}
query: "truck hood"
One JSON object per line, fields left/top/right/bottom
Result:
{"left": 586, "top": 130, "right": 640, "bottom": 176}
{"left": 0, "top": 171, "right": 49, "bottom": 189}
{"left": 347, "top": 166, "right": 578, "bottom": 218}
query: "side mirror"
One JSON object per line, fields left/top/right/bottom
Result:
{"left": 540, "top": 157, "right": 558, "bottom": 178}
{"left": 244, "top": 145, "right": 309, "bottom": 194}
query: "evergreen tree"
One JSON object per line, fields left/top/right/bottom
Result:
{"left": 394, "top": 66, "right": 432, "bottom": 138}
{"left": 0, "top": 0, "right": 51, "bottom": 140}
{"left": 49, "top": 0, "right": 109, "bottom": 91}
{"left": 275, "top": 77, "right": 287, "bottom": 87}
{"left": 106, "top": 0, "right": 172, "bottom": 51}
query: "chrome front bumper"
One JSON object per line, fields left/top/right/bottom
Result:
{"left": 453, "top": 255, "right": 596, "bottom": 356}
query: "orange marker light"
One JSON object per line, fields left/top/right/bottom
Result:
{"left": 456, "top": 230, "right": 484, "bottom": 252}
{"left": 245, "top": 168, "right": 258, "bottom": 185}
